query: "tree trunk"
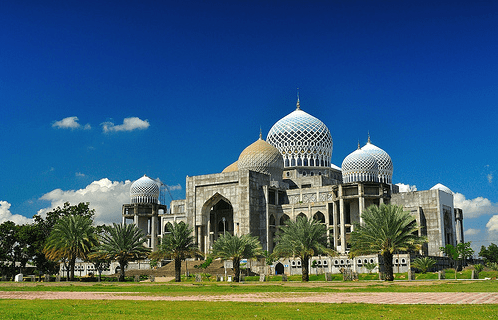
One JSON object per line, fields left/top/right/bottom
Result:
{"left": 233, "top": 257, "right": 240, "bottom": 282}
{"left": 301, "top": 255, "right": 310, "bottom": 282}
{"left": 119, "top": 261, "right": 126, "bottom": 282}
{"left": 70, "top": 258, "right": 76, "bottom": 281}
{"left": 383, "top": 251, "right": 394, "bottom": 281}
{"left": 175, "top": 257, "right": 181, "bottom": 282}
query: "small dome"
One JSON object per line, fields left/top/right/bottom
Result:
{"left": 430, "top": 183, "right": 453, "bottom": 194}
{"left": 238, "top": 134, "right": 283, "bottom": 180}
{"left": 342, "top": 147, "right": 379, "bottom": 183}
{"left": 361, "top": 138, "right": 393, "bottom": 184}
{"left": 130, "top": 175, "right": 160, "bottom": 204}
{"left": 267, "top": 98, "right": 333, "bottom": 168}
{"left": 222, "top": 161, "right": 238, "bottom": 173}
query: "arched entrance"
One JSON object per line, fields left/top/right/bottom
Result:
{"left": 275, "top": 262, "right": 284, "bottom": 275}
{"left": 210, "top": 200, "right": 233, "bottom": 238}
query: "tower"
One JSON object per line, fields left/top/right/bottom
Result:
{"left": 122, "top": 175, "right": 167, "bottom": 251}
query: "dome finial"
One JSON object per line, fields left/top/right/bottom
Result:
{"left": 296, "top": 88, "right": 300, "bottom": 110}
{"left": 259, "top": 127, "right": 262, "bottom": 140}
{"left": 358, "top": 140, "right": 361, "bottom": 150}
{"left": 368, "top": 131, "right": 371, "bottom": 144}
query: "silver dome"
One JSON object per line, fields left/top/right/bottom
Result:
{"left": 130, "top": 175, "right": 160, "bottom": 204}
{"left": 361, "top": 138, "right": 393, "bottom": 184}
{"left": 342, "top": 147, "right": 379, "bottom": 183}
{"left": 266, "top": 99, "right": 332, "bottom": 168}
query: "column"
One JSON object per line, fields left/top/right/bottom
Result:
{"left": 207, "top": 219, "right": 211, "bottom": 253}
{"left": 333, "top": 201, "right": 338, "bottom": 251}
{"left": 151, "top": 207, "right": 157, "bottom": 251}
{"left": 264, "top": 186, "right": 269, "bottom": 251}
{"left": 339, "top": 185, "right": 346, "bottom": 254}
{"left": 359, "top": 183, "right": 365, "bottom": 226}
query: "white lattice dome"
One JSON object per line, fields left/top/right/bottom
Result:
{"left": 130, "top": 175, "right": 160, "bottom": 204}
{"left": 238, "top": 134, "right": 284, "bottom": 180}
{"left": 342, "top": 147, "right": 379, "bottom": 183}
{"left": 266, "top": 99, "right": 332, "bottom": 168}
{"left": 430, "top": 183, "right": 453, "bottom": 194}
{"left": 361, "top": 138, "right": 393, "bottom": 184}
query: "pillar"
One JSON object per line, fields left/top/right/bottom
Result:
{"left": 333, "top": 201, "right": 338, "bottom": 251}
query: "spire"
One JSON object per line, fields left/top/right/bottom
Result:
{"left": 368, "top": 132, "right": 371, "bottom": 144}
{"left": 357, "top": 140, "right": 361, "bottom": 150}
{"left": 296, "top": 88, "right": 300, "bottom": 110}
{"left": 259, "top": 127, "right": 262, "bottom": 140}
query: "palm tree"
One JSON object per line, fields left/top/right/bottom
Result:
{"left": 43, "top": 215, "right": 97, "bottom": 280}
{"left": 273, "top": 216, "right": 332, "bottom": 282}
{"left": 349, "top": 204, "right": 426, "bottom": 281}
{"left": 96, "top": 223, "right": 150, "bottom": 282}
{"left": 149, "top": 222, "right": 200, "bottom": 282}
{"left": 210, "top": 233, "right": 263, "bottom": 282}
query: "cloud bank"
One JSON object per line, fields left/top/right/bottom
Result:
{"left": 38, "top": 178, "right": 132, "bottom": 225}
{"left": 101, "top": 117, "right": 150, "bottom": 133}
{"left": 0, "top": 201, "right": 33, "bottom": 225}
{"left": 395, "top": 183, "right": 417, "bottom": 192}
{"left": 52, "top": 116, "right": 91, "bottom": 130}
{"left": 453, "top": 193, "right": 498, "bottom": 219}
{"left": 37, "top": 178, "right": 181, "bottom": 226}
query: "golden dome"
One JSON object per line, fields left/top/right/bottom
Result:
{"left": 238, "top": 135, "right": 283, "bottom": 179}
{"left": 222, "top": 161, "right": 238, "bottom": 173}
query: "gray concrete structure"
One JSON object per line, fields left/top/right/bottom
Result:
{"left": 123, "top": 98, "right": 465, "bottom": 273}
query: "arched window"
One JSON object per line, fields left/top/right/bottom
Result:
{"left": 296, "top": 212, "right": 306, "bottom": 221}
{"left": 313, "top": 211, "right": 325, "bottom": 223}
{"left": 280, "top": 214, "right": 290, "bottom": 225}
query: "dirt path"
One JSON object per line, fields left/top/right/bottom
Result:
{"left": 1, "top": 291, "right": 498, "bottom": 304}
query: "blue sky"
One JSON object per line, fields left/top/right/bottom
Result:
{"left": 1, "top": 1, "right": 497, "bottom": 254}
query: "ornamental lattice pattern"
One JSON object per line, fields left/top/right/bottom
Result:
{"left": 267, "top": 107, "right": 333, "bottom": 168}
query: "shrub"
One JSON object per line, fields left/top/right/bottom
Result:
{"left": 474, "top": 264, "right": 484, "bottom": 273}
{"left": 412, "top": 257, "right": 436, "bottom": 273}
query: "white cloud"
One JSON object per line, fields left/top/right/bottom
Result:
{"left": 52, "top": 116, "right": 91, "bottom": 130}
{"left": 75, "top": 172, "right": 86, "bottom": 177}
{"left": 486, "top": 215, "right": 498, "bottom": 233}
{"left": 453, "top": 192, "right": 498, "bottom": 219}
{"left": 0, "top": 201, "right": 33, "bottom": 225}
{"left": 488, "top": 173, "right": 493, "bottom": 184}
{"left": 101, "top": 117, "right": 150, "bottom": 133}
{"left": 38, "top": 178, "right": 132, "bottom": 225}
{"left": 464, "top": 228, "right": 480, "bottom": 236}
{"left": 396, "top": 183, "right": 417, "bottom": 192}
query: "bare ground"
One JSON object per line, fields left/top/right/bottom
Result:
{"left": 1, "top": 290, "right": 498, "bottom": 304}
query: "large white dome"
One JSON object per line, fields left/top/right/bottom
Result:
{"left": 130, "top": 175, "right": 160, "bottom": 204}
{"left": 266, "top": 98, "right": 332, "bottom": 168}
{"left": 430, "top": 183, "right": 453, "bottom": 194}
{"left": 361, "top": 138, "right": 393, "bottom": 184}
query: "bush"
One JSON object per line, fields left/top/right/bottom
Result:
{"left": 412, "top": 257, "right": 436, "bottom": 273}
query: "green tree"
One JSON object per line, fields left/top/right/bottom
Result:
{"left": 32, "top": 202, "right": 95, "bottom": 276}
{"left": 0, "top": 221, "right": 20, "bottom": 279}
{"left": 440, "top": 242, "right": 474, "bottom": 278}
{"left": 349, "top": 204, "right": 426, "bottom": 281}
{"left": 479, "top": 243, "right": 498, "bottom": 264}
{"left": 210, "top": 233, "right": 263, "bottom": 282}
{"left": 96, "top": 223, "right": 150, "bottom": 282}
{"left": 273, "top": 216, "right": 332, "bottom": 282}
{"left": 43, "top": 215, "right": 98, "bottom": 280}
{"left": 411, "top": 256, "right": 436, "bottom": 273}
{"left": 149, "top": 222, "right": 200, "bottom": 282}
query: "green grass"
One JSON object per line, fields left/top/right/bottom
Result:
{"left": 1, "top": 300, "right": 497, "bottom": 319}
{"left": 1, "top": 279, "right": 498, "bottom": 294}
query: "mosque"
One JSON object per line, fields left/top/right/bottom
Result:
{"left": 122, "top": 97, "right": 464, "bottom": 275}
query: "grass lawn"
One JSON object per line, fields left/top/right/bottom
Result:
{"left": 1, "top": 300, "right": 498, "bottom": 320}
{"left": 1, "top": 279, "right": 498, "bottom": 294}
